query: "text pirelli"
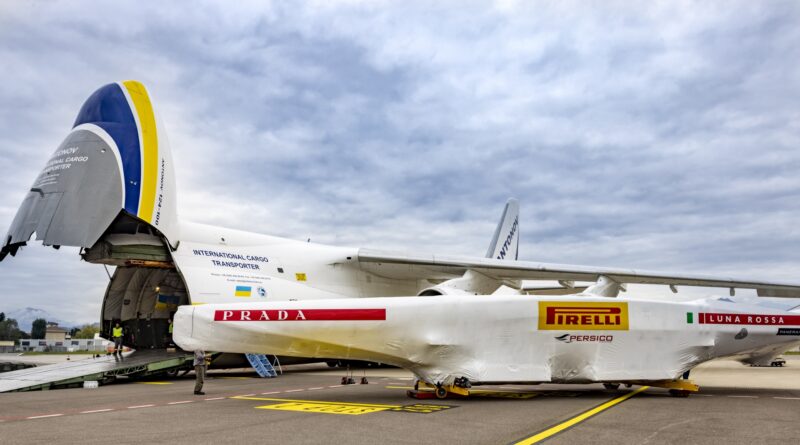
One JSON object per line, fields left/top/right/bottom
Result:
{"left": 538, "top": 302, "right": 629, "bottom": 331}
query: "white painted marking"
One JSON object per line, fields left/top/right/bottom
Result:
{"left": 694, "top": 394, "right": 714, "bottom": 397}
{"left": 261, "top": 391, "right": 280, "bottom": 395}
{"left": 728, "top": 395, "right": 757, "bottom": 398}
{"left": 80, "top": 409, "right": 113, "bottom": 414}
{"left": 241, "top": 393, "right": 256, "bottom": 397}
{"left": 327, "top": 385, "right": 343, "bottom": 388}
{"left": 27, "top": 414, "right": 63, "bottom": 419}
{"left": 774, "top": 396, "right": 800, "bottom": 400}
{"left": 285, "top": 389, "right": 304, "bottom": 393}
{"left": 128, "top": 404, "right": 155, "bottom": 409}
{"left": 204, "top": 397, "right": 226, "bottom": 401}
{"left": 167, "top": 401, "right": 192, "bottom": 405}
{"left": 308, "top": 387, "right": 324, "bottom": 390}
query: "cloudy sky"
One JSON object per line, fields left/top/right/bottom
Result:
{"left": 1, "top": 1, "right": 800, "bottom": 325}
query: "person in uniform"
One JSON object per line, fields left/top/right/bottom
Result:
{"left": 194, "top": 350, "right": 207, "bottom": 395}
{"left": 111, "top": 322, "right": 124, "bottom": 358}
{"left": 167, "top": 318, "right": 174, "bottom": 347}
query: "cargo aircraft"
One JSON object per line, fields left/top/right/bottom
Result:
{"left": 3, "top": 81, "right": 800, "bottom": 396}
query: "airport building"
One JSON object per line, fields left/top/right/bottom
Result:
{"left": 44, "top": 323, "right": 68, "bottom": 341}
{"left": 15, "top": 336, "right": 112, "bottom": 353}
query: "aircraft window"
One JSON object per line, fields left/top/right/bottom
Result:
{"left": 278, "top": 268, "right": 284, "bottom": 273}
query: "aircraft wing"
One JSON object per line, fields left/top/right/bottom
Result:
{"left": 355, "top": 248, "right": 800, "bottom": 297}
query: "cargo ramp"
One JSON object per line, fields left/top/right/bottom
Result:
{"left": 0, "top": 350, "right": 192, "bottom": 393}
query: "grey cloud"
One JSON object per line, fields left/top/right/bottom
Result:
{"left": 2, "top": 1, "right": 800, "bottom": 320}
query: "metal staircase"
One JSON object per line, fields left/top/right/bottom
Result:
{"left": 245, "top": 353, "right": 281, "bottom": 378}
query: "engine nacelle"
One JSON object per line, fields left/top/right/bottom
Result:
{"left": 416, "top": 270, "right": 502, "bottom": 296}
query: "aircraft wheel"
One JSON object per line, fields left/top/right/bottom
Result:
{"left": 435, "top": 386, "right": 448, "bottom": 399}
{"left": 603, "top": 383, "right": 620, "bottom": 390}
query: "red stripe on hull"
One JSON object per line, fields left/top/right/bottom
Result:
{"left": 698, "top": 312, "right": 800, "bottom": 325}
{"left": 214, "top": 309, "right": 386, "bottom": 322}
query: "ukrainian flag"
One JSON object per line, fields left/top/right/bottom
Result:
{"left": 155, "top": 294, "right": 180, "bottom": 310}
{"left": 235, "top": 286, "right": 252, "bottom": 297}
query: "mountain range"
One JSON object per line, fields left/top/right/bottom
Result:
{"left": 2, "top": 307, "right": 75, "bottom": 333}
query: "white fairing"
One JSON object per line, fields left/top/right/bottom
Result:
{"left": 148, "top": 110, "right": 180, "bottom": 245}
{"left": 174, "top": 295, "right": 800, "bottom": 385}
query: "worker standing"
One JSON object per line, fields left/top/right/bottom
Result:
{"left": 112, "top": 322, "right": 124, "bottom": 358}
{"left": 193, "top": 350, "right": 206, "bottom": 395}
{"left": 167, "top": 318, "right": 174, "bottom": 347}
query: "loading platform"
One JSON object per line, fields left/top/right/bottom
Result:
{"left": 0, "top": 349, "right": 193, "bottom": 393}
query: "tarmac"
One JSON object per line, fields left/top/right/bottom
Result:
{"left": 1, "top": 356, "right": 799, "bottom": 444}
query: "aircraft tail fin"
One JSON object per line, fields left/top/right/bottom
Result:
{"left": 485, "top": 198, "right": 519, "bottom": 260}
{"left": 1, "top": 81, "right": 179, "bottom": 261}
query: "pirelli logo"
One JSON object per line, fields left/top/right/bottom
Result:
{"left": 538, "top": 302, "right": 629, "bottom": 331}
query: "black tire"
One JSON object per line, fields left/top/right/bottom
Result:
{"left": 669, "top": 389, "right": 690, "bottom": 398}
{"left": 603, "top": 383, "right": 620, "bottom": 390}
{"left": 435, "top": 386, "right": 448, "bottom": 399}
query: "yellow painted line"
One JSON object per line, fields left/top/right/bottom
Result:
{"left": 257, "top": 402, "right": 391, "bottom": 415}
{"left": 231, "top": 396, "right": 401, "bottom": 408}
{"left": 512, "top": 386, "right": 649, "bottom": 445}
{"left": 122, "top": 80, "right": 158, "bottom": 222}
{"left": 135, "top": 381, "right": 172, "bottom": 385}
{"left": 233, "top": 396, "right": 452, "bottom": 416}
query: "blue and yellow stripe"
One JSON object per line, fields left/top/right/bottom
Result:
{"left": 72, "top": 80, "right": 160, "bottom": 222}
{"left": 235, "top": 286, "right": 252, "bottom": 297}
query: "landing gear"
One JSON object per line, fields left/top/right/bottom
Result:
{"left": 603, "top": 383, "right": 621, "bottom": 390}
